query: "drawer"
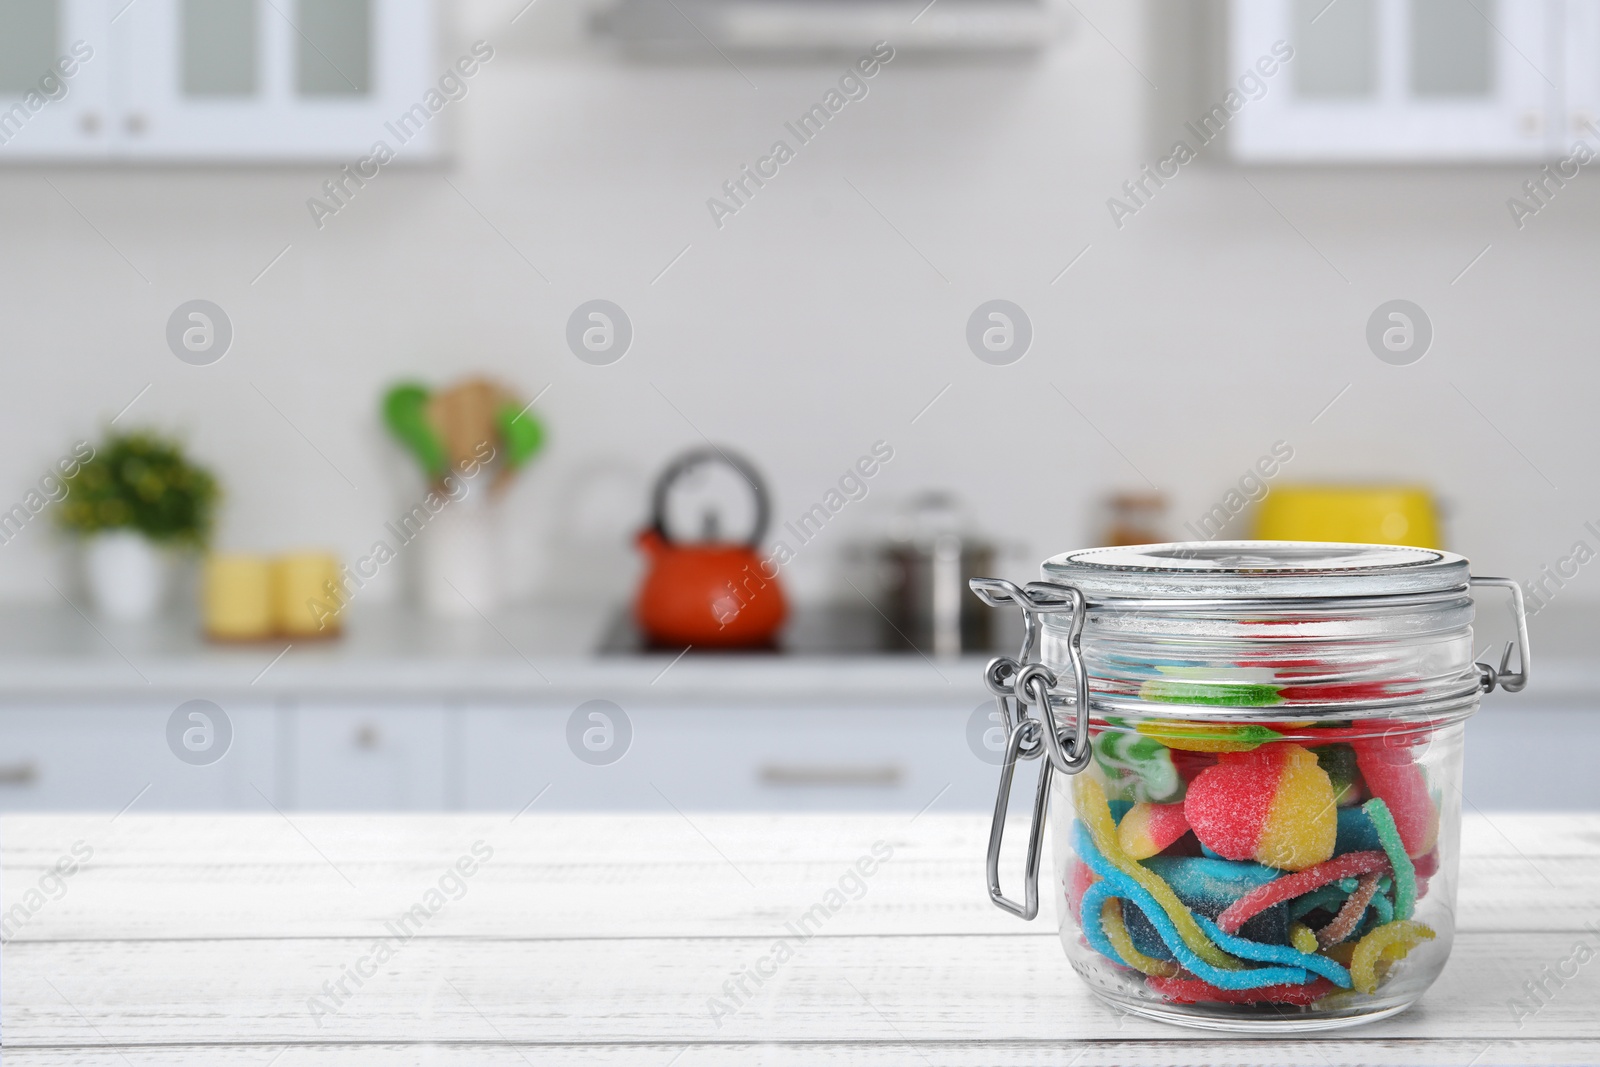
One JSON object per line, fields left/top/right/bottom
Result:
{"left": 288, "top": 702, "right": 450, "bottom": 810}
{"left": 459, "top": 701, "right": 1002, "bottom": 812}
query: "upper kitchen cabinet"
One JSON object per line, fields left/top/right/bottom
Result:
{"left": 1230, "top": 0, "right": 1568, "bottom": 161}
{"left": 0, "top": 0, "right": 438, "bottom": 161}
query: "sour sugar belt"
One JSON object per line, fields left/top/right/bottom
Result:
{"left": 1071, "top": 724, "right": 1438, "bottom": 1009}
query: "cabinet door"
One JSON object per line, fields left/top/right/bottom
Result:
{"left": 1231, "top": 0, "right": 1555, "bottom": 161}
{"left": 0, "top": 0, "right": 112, "bottom": 158}
{"left": 0, "top": 701, "right": 278, "bottom": 812}
{"left": 289, "top": 702, "right": 450, "bottom": 810}
{"left": 115, "top": 0, "right": 437, "bottom": 159}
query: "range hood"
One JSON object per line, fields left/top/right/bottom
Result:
{"left": 593, "top": 0, "right": 1061, "bottom": 55}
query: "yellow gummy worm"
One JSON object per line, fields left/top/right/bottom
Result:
{"left": 1099, "top": 896, "right": 1180, "bottom": 978}
{"left": 1074, "top": 776, "right": 1241, "bottom": 971}
{"left": 1349, "top": 920, "right": 1436, "bottom": 995}
{"left": 1289, "top": 922, "right": 1319, "bottom": 955}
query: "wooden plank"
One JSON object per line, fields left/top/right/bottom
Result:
{"left": 4, "top": 814, "right": 1596, "bottom": 942}
{"left": 6, "top": 931, "right": 1599, "bottom": 1049}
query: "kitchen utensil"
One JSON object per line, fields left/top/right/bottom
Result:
{"left": 969, "top": 541, "right": 1530, "bottom": 1030}
{"left": 381, "top": 377, "right": 544, "bottom": 493}
{"left": 874, "top": 491, "right": 994, "bottom": 657}
{"left": 634, "top": 447, "right": 786, "bottom": 648}
{"left": 1254, "top": 485, "right": 1440, "bottom": 549}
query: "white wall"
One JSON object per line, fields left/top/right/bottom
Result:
{"left": 1, "top": 0, "right": 1597, "bottom": 620}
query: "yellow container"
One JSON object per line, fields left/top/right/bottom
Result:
{"left": 271, "top": 553, "right": 344, "bottom": 637}
{"left": 203, "top": 555, "right": 274, "bottom": 641}
{"left": 1253, "top": 485, "right": 1441, "bottom": 548}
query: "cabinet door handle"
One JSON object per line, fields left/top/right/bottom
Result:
{"left": 0, "top": 761, "right": 40, "bottom": 786}
{"left": 760, "top": 763, "right": 903, "bottom": 787}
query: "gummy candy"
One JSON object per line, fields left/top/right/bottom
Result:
{"left": 1362, "top": 798, "right": 1417, "bottom": 920}
{"left": 1349, "top": 919, "right": 1435, "bottom": 995}
{"left": 1215, "top": 850, "right": 1391, "bottom": 935}
{"left": 1312, "top": 743, "right": 1364, "bottom": 807}
{"left": 1137, "top": 720, "right": 1284, "bottom": 753}
{"left": 1316, "top": 870, "right": 1383, "bottom": 949}
{"left": 1141, "top": 855, "right": 1285, "bottom": 948}
{"left": 1147, "top": 974, "right": 1338, "bottom": 1006}
{"left": 1095, "top": 894, "right": 1178, "bottom": 978}
{"left": 1138, "top": 679, "right": 1285, "bottom": 707}
{"left": 1094, "top": 731, "right": 1184, "bottom": 803}
{"left": 1353, "top": 737, "right": 1439, "bottom": 857}
{"left": 1073, "top": 777, "right": 1241, "bottom": 971}
{"left": 1289, "top": 922, "right": 1319, "bottom": 954}
{"left": 1184, "top": 744, "right": 1337, "bottom": 870}
{"left": 1193, "top": 914, "right": 1352, "bottom": 987}
{"left": 1118, "top": 801, "right": 1191, "bottom": 860}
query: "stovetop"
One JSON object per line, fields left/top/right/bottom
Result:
{"left": 597, "top": 604, "right": 1015, "bottom": 656}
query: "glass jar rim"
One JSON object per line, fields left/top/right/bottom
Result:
{"left": 1042, "top": 540, "right": 1469, "bottom": 600}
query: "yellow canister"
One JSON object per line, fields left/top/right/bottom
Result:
{"left": 271, "top": 553, "right": 344, "bottom": 638}
{"left": 1253, "top": 485, "right": 1441, "bottom": 549}
{"left": 203, "top": 555, "right": 274, "bottom": 641}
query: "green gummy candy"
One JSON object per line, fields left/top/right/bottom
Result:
{"left": 1313, "top": 743, "right": 1362, "bottom": 806}
{"left": 1363, "top": 797, "right": 1417, "bottom": 921}
{"left": 1093, "top": 731, "right": 1183, "bottom": 803}
{"left": 1137, "top": 679, "right": 1284, "bottom": 707}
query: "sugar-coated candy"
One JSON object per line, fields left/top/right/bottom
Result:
{"left": 1216, "top": 850, "right": 1391, "bottom": 934}
{"left": 1147, "top": 974, "right": 1338, "bottom": 1006}
{"left": 1312, "top": 743, "right": 1364, "bottom": 807}
{"left": 1094, "top": 731, "right": 1184, "bottom": 803}
{"left": 1349, "top": 919, "right": 1435, "bottom": 994}
{"left": 1352, "top": 736, "right": 1439, "bottom": 857}
{"left": 1193, "top": 914, "right": 1352, "bottom": 987}
{"left": 1073, "top": 777, "right": 1242, "bottom": 971}
{"left": 1362, "top": 798, "right": 1418, "bottom": 919}
{"left": 1137, "top": 720, "right": 1284, "bottom": 753}
{"left": 1095, "top": 894, "right": 1178, "bottom": 978}
{"left": 1067, "top": 859, "right": 1097, "bottom": 923}
{"left": 1290, "top": 922, "right": 1319, "bottom": 954}
{"left": 1184, "top": 744, "right": 1337, "bottom": 870}
{"left": 1138, "top": 678, "right": 1284, "bottom": 708}
{"left": 1117, "top": 801, "right": 1192, "bottom": 860}
{"left": 1316, "top": 870, "right": 1383, "bottom": 949}
{"left": 1142, "top": 856, "right": 1285, "bottom": 948}
{"left": 1335, "top": 805, "right": 1382, "bottom": 854}
{"left": 1074, "top": 830, "right": 1312, "bottom": 990}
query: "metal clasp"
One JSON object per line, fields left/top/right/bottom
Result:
{"left": 1469, "top": 576, "right": 1532, "bottom": 694}
{"left": 970, "top": 577, "right": 1093, "bottom": 920}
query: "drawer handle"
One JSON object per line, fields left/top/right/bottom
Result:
{"left": 760, "top": 763, "right": 903, "bottom": 787}
{"left": 0, "top": 761, "right": 39, "bottom": 786}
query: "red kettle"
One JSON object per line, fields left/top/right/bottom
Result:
{"left": 634, "top": 448, "right": 787, "bottom": 648}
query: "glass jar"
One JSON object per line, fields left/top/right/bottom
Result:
{"left": 971, "top": 542, "right": 1530, "bottom": 1031}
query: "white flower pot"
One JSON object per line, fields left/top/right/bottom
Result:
{"left": 83, "top": 531, "right": 172, "bottom": 622}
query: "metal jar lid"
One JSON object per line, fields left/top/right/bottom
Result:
{"left": 1040, "top": 540, "right": 1470, "bottom": 601}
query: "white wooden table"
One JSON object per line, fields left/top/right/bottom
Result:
{"left": 3, "top": 811, "right": 1597, "bottom": 1064}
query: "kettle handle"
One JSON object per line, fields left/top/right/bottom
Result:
{"left": 649, "top": 446, "right": 772, "bottom": 548}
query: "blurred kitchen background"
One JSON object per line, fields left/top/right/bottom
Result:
{"left": 0, "top": 0, "right": 1595, "bottom": 813}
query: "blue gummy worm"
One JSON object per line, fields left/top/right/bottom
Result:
{"left": 1289, "top": 884, "right": 1348, "bottom": 920}
{"left": 1077, "top": 878, "right": 1134, "bottom": 968}
{"left": 1072, "top": 822, "right": 1314, "bottom": 990}
{"left": 1194, "top": 915, "right": 1353, "bottom": 988}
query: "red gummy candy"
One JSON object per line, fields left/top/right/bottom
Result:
{"left": 1352, "top": 738, "right": 1438, "bottom": 856}
{"left": 1148, "top": 974, "right": 1337, "bottom": 1006}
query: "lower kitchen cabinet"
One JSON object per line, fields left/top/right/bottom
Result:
{"left": 0, "top": 694, "right": 1592, "bottom": 812}
{"left": 0, "top": 701, "right": 277, "bottom": 812}
{"left": 285, "top": 702, "right": 451, "bottom": 811}
{"left": 456, "top": 701, "right": 1000, "bottom": 812}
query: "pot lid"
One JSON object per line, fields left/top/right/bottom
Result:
{"left": 1040, "top": 540, "right": 1469, "bottom": 599}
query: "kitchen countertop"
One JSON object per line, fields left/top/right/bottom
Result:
{"left": 0, "top": 597, "right": 1595, "bottom": 702}
{"left": 5, "top": 811, "right": 1598, "bottom": 1064}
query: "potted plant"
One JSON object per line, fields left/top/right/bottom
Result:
{"left": 57, "top": 431, "right": 219, "bottom": 621}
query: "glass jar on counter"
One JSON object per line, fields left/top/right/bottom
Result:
{"left": 971, "top": 542, "right": 1530, "bottom": 1031}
